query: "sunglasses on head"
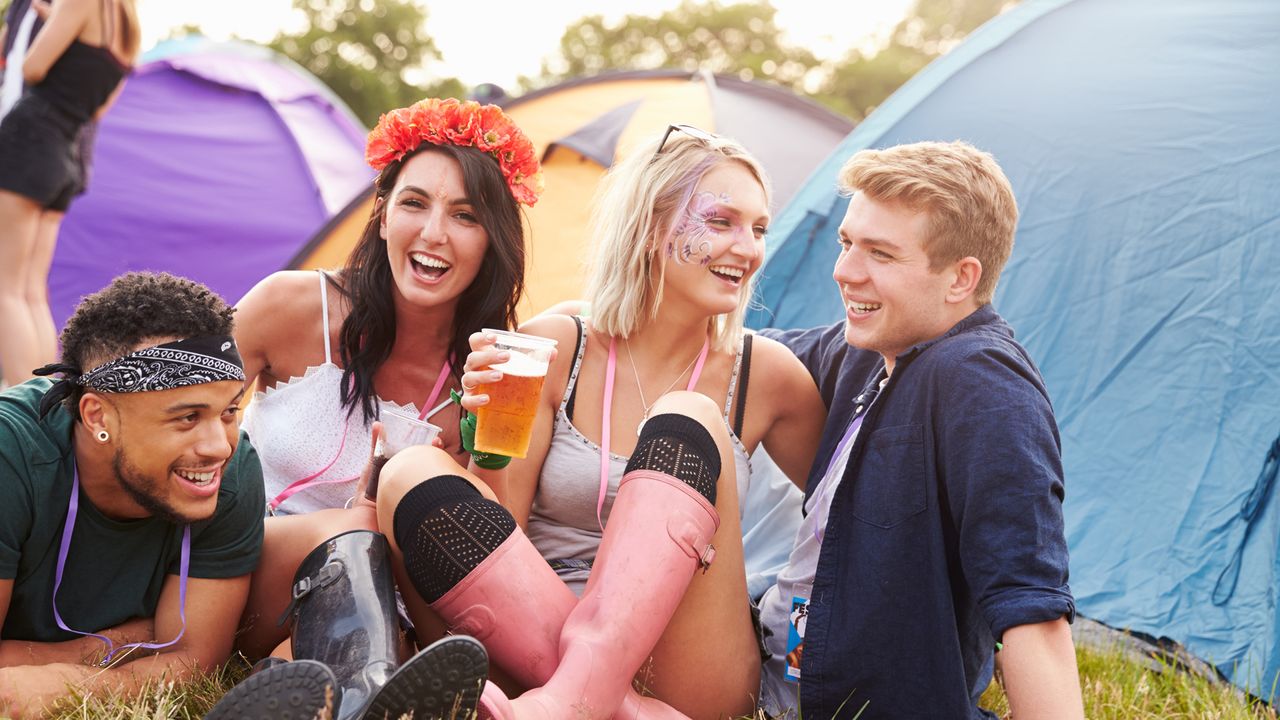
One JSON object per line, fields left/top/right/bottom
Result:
{"left": 653, "top": 124, "right": 717, "bottom": 158}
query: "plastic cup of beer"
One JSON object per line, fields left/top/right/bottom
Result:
{"left": 365, "top": 406, "right": 441, "bottom": 501}
{"left": 474, "top": 329, "right": 557, "bottom": 459}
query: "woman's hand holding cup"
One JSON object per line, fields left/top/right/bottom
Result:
{"left": 461, "top": 330, "right": 509, "bottom": 412}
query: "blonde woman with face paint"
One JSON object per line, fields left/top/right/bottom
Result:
{"left": 373, "top": 126, "right": 827, "bottom": 719}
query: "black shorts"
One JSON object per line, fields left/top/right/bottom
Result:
{"left": 0, "top": 93, "right": 87, "bottom": 212}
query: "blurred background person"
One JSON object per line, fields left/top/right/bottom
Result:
{"left": 0, "top": 0, "right": 137, "bottom": 387}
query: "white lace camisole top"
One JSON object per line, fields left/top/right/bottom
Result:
{"left": 241, "top": 271, "right": 433, "bottom": 515}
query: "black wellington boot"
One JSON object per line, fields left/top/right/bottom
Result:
{"left": 284, "top": 529, "right": 402, "bottom": 720}
{"left": 204, "top": 659, "right": 338, "bottom": 720}
{"left": 361, "top": 635, "right": 489, "bottom": 720}
{"left": 220, "top": 531, "right": 487, "bottom": 720}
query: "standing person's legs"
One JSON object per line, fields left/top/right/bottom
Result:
{"left": 26, "top": 209, "right": 63, "bottom": 368}
{"left": 0, "top": 190, "right": 43, "bottom": 386}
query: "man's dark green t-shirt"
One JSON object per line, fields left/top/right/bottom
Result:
{"left": 0, "top": 379, "right": 265, "bottom": 642}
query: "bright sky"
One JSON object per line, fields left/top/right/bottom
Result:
{"left": 138, "top": 0, "right": 914, "bottom": 90}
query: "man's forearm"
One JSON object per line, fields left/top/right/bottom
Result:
{"left": 0, "top": 636, "right": 101, "bottom": 667}
{"left": 998, "top": 617, "right": 1085, "bottom": 719}
{"left": 0, "top": 617, "right": 154, "bottom": 667}
{"left": 0, "top": 651, "right": 209, "bottom": 719}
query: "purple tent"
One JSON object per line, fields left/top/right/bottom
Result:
{"left": 52, "top": 37, "right": 371, "bottom": 327}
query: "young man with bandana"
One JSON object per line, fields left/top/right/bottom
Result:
{"left": 757, "top": 142, "right": 1084, "bottom": 719}
{"left": 0, "top": 272, "right": 264, "bottom": 718}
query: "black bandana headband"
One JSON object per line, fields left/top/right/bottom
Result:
{"left": 34, "top": 335, "right": 245, "bottom": 417}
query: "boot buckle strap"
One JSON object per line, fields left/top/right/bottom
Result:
{"left": 295, "top": 560, "right": 345, "bottom": 599}
{"left": 699, "top": 543, "right": 716, "bottom": 573}
{"left": 277, "top": 560, "right": 346, "bottom": 626}
{"left": 292, "top": 576, "right": 312, "bottom": 601}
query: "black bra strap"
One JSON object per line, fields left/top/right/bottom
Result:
{"left": 564, "top": 315, "right": 585, "bottom": 422}
{"left": 732, "top": 334, "right": 753, "bottom": 437}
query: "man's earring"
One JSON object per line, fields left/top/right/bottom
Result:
{"left": 96, "top": 430, "right": 110, "bottom": 443}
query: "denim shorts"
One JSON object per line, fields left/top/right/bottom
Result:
{"left": 0, "top": 93, "right": 87, "bottom": 211}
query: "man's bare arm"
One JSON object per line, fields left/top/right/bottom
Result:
{"left": 998, "top": 617, "right": 1085, "bottom": 720}
{"left": 0, "top": 616, "right": 153, "bottom": 667}
{"left": 0, "top": 574, "right": 251, "bottom": 718}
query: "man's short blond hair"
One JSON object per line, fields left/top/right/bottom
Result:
{"left": 838, "top": 141, "right": 1018, "bottom": 304}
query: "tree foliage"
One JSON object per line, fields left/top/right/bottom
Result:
{"left": 527, "top": 0, "right": 1016, "bottom": 123}
{"left": 819, "top": 0, "right": 1017, "bottom": 121}
{"left": 525, "top": 0, "right": 820, "bottom": 96}
{"left": 267, "top": 0, "right": 463, "bottom": 127}
{"left": 164, "top": 23, "right": 205, "bottom": 42}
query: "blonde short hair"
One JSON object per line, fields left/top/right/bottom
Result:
{"left": 838, "top": 141, "right": 1018, "bottom": 304}
{"left": 584, "top": 130, "right": 771, "bottom": 351}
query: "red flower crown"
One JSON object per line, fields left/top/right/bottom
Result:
{"left": 365, "top": 98, "right": 544, "bottom": 207}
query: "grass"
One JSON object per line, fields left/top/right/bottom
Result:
{"left": 977, "top": 643, "right": 1278, "bottom": 720}
{"left": 34, "top": 643, "right": 1277, "bottom": 720}
{"left": 44, "top": 657, "right": 250, "bottom": 720}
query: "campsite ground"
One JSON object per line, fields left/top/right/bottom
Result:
{"left": 978, "top": 643, "right": 1277, "bottom": 720}
{"left": 38, "top": 643, "right": 1278, "bottom": 719}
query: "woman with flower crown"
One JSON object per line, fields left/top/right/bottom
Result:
{"left": 204, "top": 98, "right": 541, "bottom": 720}
{"left": 366, "top": 127, "right": 829, "bottom": 719}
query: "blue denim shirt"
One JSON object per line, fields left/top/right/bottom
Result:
{"left": 763, "top": 305, "right": 1075, "bottom": 720}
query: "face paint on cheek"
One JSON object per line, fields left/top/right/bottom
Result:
{"left": 669, "top": 191, "right": 731, "bottom": 266}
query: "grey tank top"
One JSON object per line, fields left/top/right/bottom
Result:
{"left": 525, "top": 318, "right": 752, "bottom": 595}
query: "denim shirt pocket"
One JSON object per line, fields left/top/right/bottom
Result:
{"left": 850, "top": 423, "right": 927, "bottom": 529}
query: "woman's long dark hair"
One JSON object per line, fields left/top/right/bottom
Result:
{"left": 335, "top": 144, "right": 526, "bottom": 422}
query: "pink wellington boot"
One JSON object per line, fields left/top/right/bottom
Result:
{"left": 479, "top": 465, "right": 721, "bottom": 720}
{"left": 430, "top": 524, "right": 691, "bottom": 720}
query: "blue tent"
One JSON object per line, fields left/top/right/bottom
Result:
{"left": 750, "top": 0, "right": 1280, "bottom": 695}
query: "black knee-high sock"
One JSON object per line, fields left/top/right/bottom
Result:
{"left": 624, "top": 413, "right": 721, "bottom": 505}
{"left": 392, "top": 475, "right": 516, "bottom": 603}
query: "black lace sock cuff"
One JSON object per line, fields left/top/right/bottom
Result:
{"left": 392, "top": 475, "right": 516, "bottom": 603}
{"left": 624, "top": 412, "right": 720, "bottom": 504}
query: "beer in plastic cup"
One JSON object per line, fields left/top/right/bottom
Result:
{"left": 474, "top": 329, "right": 557, "bottom": 458}
{"left": 365, "top": 406, "right": 441, "bottom": 501}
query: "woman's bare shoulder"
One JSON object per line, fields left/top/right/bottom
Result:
{"left": 748, "top": 332, "right": 800, "bottom": 364}
{"left": 234, "top": 270, "right": 336, "bottom": 358}
{"left": 237, "top": 271, "right": 331, "bottom": 320}
{"left": 517, "top": 313, "right": 581, "bottom": 347}
{"left": 748, "top": 333, "right": 818, "bottom": 394}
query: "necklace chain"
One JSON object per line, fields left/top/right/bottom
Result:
{"left": 623, "top": 338, "right": 702, "bottom": 428}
